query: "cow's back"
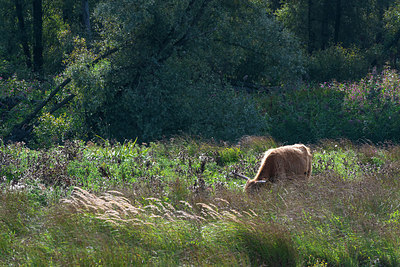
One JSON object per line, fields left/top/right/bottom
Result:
{"left": 264, "top": 144, "right": 311, "bottom": 180}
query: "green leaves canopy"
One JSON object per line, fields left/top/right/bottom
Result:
{"left": 82, "top": 0, "right": 304, "bottom": 141}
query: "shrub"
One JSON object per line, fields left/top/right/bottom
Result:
{"left": 83, "top": 0, "right": 304, "bottom": 142}
{"left": 0, "top": 141, "right": 32, "bottom": 183}
{"left": 32, "top": 113, "right": 72, "bottom": 148}
{"left": 0, "top": 60, "right": 11, "bottom": 77}
{"left": 258, "top": 67, "right": 400, "bottom": 143}
{"left": 339, "top": 67, "right": 400, "bottom": 142}
{"left": 308, "top": 45, "right": 370, "bottom": 82}
{"left": 261, "top": 85, "right": 346, "bottom": 143}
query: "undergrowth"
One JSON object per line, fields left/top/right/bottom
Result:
{"left": 258, "top": 67, "right": 400, "bottom": 144}
{"left": 1, "top": 137, "right": 400, "bottom": 265}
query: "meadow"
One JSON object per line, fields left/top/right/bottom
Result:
{"left": 1, "top": 137, "right": 400, "bottom": 266}
{"left": 2, "top": 2, "right": 400, "bottom": 265}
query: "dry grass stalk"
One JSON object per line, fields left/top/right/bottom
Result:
{"left": 61, "top": 187, "right": 141, "bottom": 224}
{"left": 61, "top": 187, "right": 258, "bottom": 226}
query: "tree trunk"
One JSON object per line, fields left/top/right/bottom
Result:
{"left": 307, "top": 0, "right": 314, "bottom": 53}
{"left": 15, "top": 0, "right": 32, "bottom": 69}
{"left": 63, "top": 0, "right": 73, "bottom": 24}
{"left": 334, "top": 0, "right": 341, "bottom": 44}
{"left": 375, "top": 0, "right": 390, "bottom": 45}
{"left": 81, "top": 0, "right": 91, "bottom": 40}
{"left": 33, "top": 0, "right": 43, "bottom": 77}
{"left": 320, "top": 0, "right": 329, "bottom": 50}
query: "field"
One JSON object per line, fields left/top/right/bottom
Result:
{"left": 1, "top": 136, "right": 400, "bottom": 266}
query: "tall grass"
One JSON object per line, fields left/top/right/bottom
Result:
{"left": 1, "top": 137, "right": 400, "bottom": 265}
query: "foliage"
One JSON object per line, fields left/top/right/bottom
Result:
{"left": 0, "top": 0, "right": 95, "bottom": 77}
{"left": 337, "top": 66, "right": 400, "bottom": 142}
{"left": 71, "top": 0, "right": 303, "bottom": 141}
{"left": 257, "top": 67, "right": 400, "bottom": 143}
{"left": 1, "top": 138, "right": 400, "bottom": 265}
{"left": 3, "top": 0, "right": 400, "bottom": 146}
{"left": 274, "top": 0, "right": 400, "bottom": 82}
{"left": 260, "top": 85, "right": 346, "bottom": 143}
{"left": 33, "top": 113, "right": 71, "bottom": 148}
{"left": 0, "top": 0, "right": 23, "bottom": 77}
{"left": 276, "top": 0, "right": 383, "bottom": 50}
{"left": 0, "top": 76, "right": 46, "bottom": 138}
{"left": 383, "top": 2, "right": 400, "bottom": 68}
{"left": 0, "top": 141, "right": 32, "bottom": 184}
{"left": 308, "top": 45, "right": 370, "bottom": 82}
{"left": 87, "top": 57, "right": 267, "bottom": 141}
{"left": 4, "top": 62, "right": 400, "bottom": 146}
{"left": 0, "top": 73, "right": 84, "bottom": 144}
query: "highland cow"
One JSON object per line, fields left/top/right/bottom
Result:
{"left": 234, "top": 144, "right": 312, "bottom": 192}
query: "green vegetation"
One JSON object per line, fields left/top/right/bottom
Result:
{"left": 1, "top": 137, "right": 400, "bottom": 265}
{"left": 2, "top": 1, "right": 400, "bottom": 265}
{"left": 3, "top": 0, "right": 400, "bottom": 144}
{"left": 258, "top": 67, "right": 400, "bottom": 144}
{"left": 3, "top": 66, "right": 400, "bottom": 145}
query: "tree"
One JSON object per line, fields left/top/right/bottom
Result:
{"left": 33, "top": 0, "right": 43, "bottom": 77}
{"left": 81, "top": 0, "right": 91, "bottom": 40}
{"left": 276, "top": 0, "right": 398, "bottom": 81}
{"left": 334, "top": 0, "right": 341, "bottom": 44}
{"left": 63, "top": 0, "right": 74, "bottom": 24}
{"left": 0, "top": 0, "right": 21, "bottom": 76}
{"left": 383, "top": 1, "right": 400, "bottom": 67}
{"left": 0, "top": 0, "right": 100, "bottom": 78}
{"left": 70, "top": 0, "right": 304, "bottom": 141}
{"left": 277, "top": 0, "right": 396, "bottom": 51}
{"left": 307, "top": 0, "right": 314, "bottom": 53}
{"left": 15, "top": 0, "right": 31, "bottom": 69}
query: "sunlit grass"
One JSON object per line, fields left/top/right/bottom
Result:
{"left": 1, "top": 137, "right": 400, "bottom": 265}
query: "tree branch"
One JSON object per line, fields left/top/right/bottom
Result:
{"left": 6, "top": 47, "right": 119, "bottom": 142}
{"left": 49, "top": 93, "right": 76, "bottom": 114}
{"left": 16, "top": 77, "right": 72, "bottom": 131}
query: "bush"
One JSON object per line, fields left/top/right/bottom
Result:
{"left": 32, "top": 113, "right": 72, "bottom": 148}
{"left": 339, "top": 67, "right": 400, "bottom": 142}
{"left": 0, "top": 60, "right": 11, "bottom": 77}
{"left": 258, "top": 67, "right": 400, "bottom": 143}
{"left": 261, "top": 85, "right": 346, "bottom": 143}
{"left": 308, "top": 45, "right": 370, "bottom": 82}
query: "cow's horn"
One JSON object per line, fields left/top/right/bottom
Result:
{"left": 231, "top": 172, "right": 250, "bottom": 180}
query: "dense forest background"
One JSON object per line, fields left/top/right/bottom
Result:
{"left": 1, "top": 0, "right": 400, "bottom": 146}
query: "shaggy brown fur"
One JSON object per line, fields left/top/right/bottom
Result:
{"left": 244, "top": 144, "right": 312, "bottom": 192}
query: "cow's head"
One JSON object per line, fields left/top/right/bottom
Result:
{"left": 231, "top": 172, "right": 269, "bottom": 193}
{"left": 243, "top": 179, "right": 268, "bottom": 193}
